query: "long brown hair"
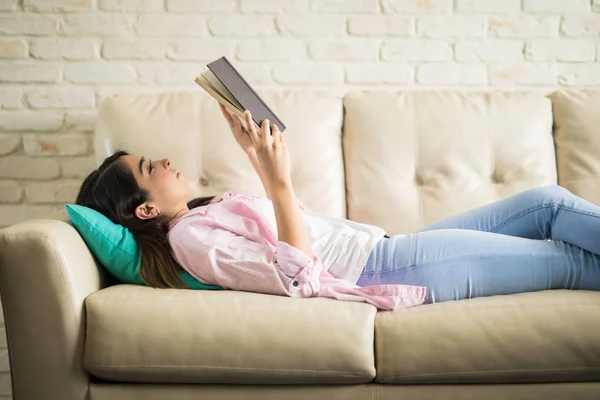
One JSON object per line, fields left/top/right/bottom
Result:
{"left": 75, "top": 150, "right": 214, "bottom": 289}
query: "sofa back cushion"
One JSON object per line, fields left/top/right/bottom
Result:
{"left": 95, "top": 91, "right": 346, "bottom": 218}
{"left": 550, "top": 90, "right": 600, "bottom": 206}
{"left": 342, "top": 91, "right": 557, "bottom": 235}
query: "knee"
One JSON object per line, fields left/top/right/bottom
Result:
{"left": 533, "top": 185, "right": 571, "bottom": 204}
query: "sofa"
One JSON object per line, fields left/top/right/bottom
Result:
{"left": 0, "top": 89, "right": 599, "bottom": 400}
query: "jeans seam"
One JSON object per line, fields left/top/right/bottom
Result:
{"left": 360, "top": 250, "right": 527, "bottom": 276}
{"left": 488, "top": 202, "right": 600, "bottom": 234}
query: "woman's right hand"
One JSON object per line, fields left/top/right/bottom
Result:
{"left": 244, "top": 110, "right": 292, "bottom": 188}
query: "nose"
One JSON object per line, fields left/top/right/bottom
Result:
{"left": 162, "top": 158, "right": 170, "bottom": 169}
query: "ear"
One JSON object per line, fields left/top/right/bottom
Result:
{"left": 135, "top": 203, "right": 159, "bottom": 220}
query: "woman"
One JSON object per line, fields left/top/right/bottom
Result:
{"left": 76, "top": 104, "right": 600, "bottom": 310}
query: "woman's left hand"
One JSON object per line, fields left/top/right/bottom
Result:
{"left": 219, "top": 103, "right": 255, "bottom": 156}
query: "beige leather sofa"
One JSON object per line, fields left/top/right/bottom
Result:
{"left": 1, "top": 90, "right": 599, "bottom": 400}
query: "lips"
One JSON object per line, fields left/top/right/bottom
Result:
{"left": 176, "top": 172, "right": 181, "bottom": 178}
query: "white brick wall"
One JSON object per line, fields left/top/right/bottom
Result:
{"left": 1, "top": 1, "right": 600, "bottom": 398}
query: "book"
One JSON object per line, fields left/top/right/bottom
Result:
{"left": 195, "top": 56, "right": 286, "bottom": 132}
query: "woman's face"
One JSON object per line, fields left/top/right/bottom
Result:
{"left": 120, "top": 155, "right": 191, "bottom": 220}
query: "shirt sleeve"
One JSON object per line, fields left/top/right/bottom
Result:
{"left": 170, "top": 222, "right": 321, "bottom": 298}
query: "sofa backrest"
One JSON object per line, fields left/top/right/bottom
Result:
{"left": 95, "top": 91, "right": 346, "bottom": 218}
{"left": 343, "top": 91, "right": 556, "bottom": 234}
{"left": 94, "top": 90, "right": 599, "bottom": 235}
{"left": 550, "top": 91, "right": 600, "bottom": 207}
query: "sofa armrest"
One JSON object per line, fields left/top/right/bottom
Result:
{"left": 0, "top": 218, "right": 112, "bottom": 400}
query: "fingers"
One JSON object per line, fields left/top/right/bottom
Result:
{"left": 232, "top": 113, "right": 241, "bottom": 131}
{"left": 219, "top": 103, "right": 233, "bottom": 125}
{"left": 244, "top": 110, "right": 259, "bottom": 142}
{"left": 260, "top": 118, "right": 271, "bottom": 144}
{"left": 272, "top": 124, "right": 281, "bottom": 143}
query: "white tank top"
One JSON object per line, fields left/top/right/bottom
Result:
{"left": 301, "top": 211, "right": 386, "bottom": 285}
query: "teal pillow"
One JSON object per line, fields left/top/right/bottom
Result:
{"left": 65, "top": 204, "right": 224, "bottom": 291}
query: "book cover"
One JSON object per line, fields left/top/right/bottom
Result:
{"left": 195, "top": 56, "right": 286, "bottom": 132}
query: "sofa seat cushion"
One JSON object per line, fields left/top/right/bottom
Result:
{"left": 84, "top": 285, "right": 377, "bottom": 384}
{"left": 375, "top": 289, "right": 600, "bottom": 384}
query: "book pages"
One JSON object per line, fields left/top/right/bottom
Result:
{"left": 194, "top": 74, "right": 257, "bottom": 131}
{"left": 195, "top": 75, "right": 243, "bottom": 116}
{"left": 201, "top": 70, "right": 243, "bottom": 110}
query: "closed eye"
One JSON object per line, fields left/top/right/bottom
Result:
{"left": 148, "top": 159, "right": 153, "bottom": 174}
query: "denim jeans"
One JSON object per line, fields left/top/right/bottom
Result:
{"left": 356, "top": 185, "right": 600, "bottom": 304}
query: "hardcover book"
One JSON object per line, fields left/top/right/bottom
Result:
{"left": 195, "top": 56, "right": 286, "bottom": 132}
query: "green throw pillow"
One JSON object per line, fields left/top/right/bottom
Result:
{"left": 65, "top": 204, "right": 224, "bottom": 291}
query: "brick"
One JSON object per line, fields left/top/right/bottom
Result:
{"left": 27, "top": 87, "right": 95, "bottom": 109}
{"left": 60, "top": 14, "right": 134, "bottom": 36}
{"left": 0, "top": 39, "right": 26, "bottom": 59}
{"left": 166, "top": 40, "right": 235, "bottom": 61}
{"left": 346, "top": 63, "right": 412, "bottom": 84}
{"left": 561, "top": 16, "right": 600, "bottom": 37}
{"left": 0, "top": 157, "right": 60, "bottom": 179}
{"left": 209, "top": 16, "right": 274, "bottom": 36}
{"left": 0, "top": 88, "right": 21, "bottom": 109}
{"left": 382, "top": 39, "right": 451, "bottom": 61}
{"left": 455, "top": 40, "right": 523, "bottom": 62}
{"left": 0, "top": 204, "right": 63, "bottom": 227}
{"left": 102, "top": 39, "right": 165, "bottom": 60}
{"left": 489, "top": 63, "right": 557, "bottom": 85}
{"left": 525, "top": 40, "right": 594, "bottom": 62}
{"left": 0, "top": 134, "right": 20, "bottom": 155}
{"left": 558, "top": 64, "right": 600, "bottom": 86}
{"left": 277, "top": 15, "right": 344, "bottom": 36}
{"left": 456, "top": 0, "right": 520, "bottom": 13}
{"left": 24, "top": 0, "right": 93, "bottom": 11}
{"left": 30, "top": 38, "right": 96, "bottom": 60}
{"left": 273, "top": 64, "right": 343, "bottom": 84}
{"left": 0, "top": 181, "right": 23, "bottom": 203}
{"left": 237, "top": 39, "right": 306, "bottom": 61}
{"left": 0, "top": 15, "right": 57, "bottom": 35}
{"left": 99, "top": 0, "right": 163, "bottom": 11}
{"left": 311, "top": 0, "right": 378, "bottom": 12}
{"left": 65, "top": 110, "right": 97, "bottom": 132}
{"left": 167, "top": 0, "right": 237, "bottom": 12}
{"left": 489, "top": 16, "right": 560, "bottom": 38}
{"left": 96, "top": 86, "right": 162, "bottom": 104}
{"left": 24, "top": 179, "right": 84, "bottom": 203}
{"left": 135, "top": 15, "right": 206, "bottom": 36}
{"left": 417, "top": 63, "right": 486, "bottom": 85}
{"left": 309, "top": 39, "right": 378, "bottom": 61}
{"left": 382, "top": 0, "right": 451, "bottom": 13}
{"left": 59, "top": 156, "right": 96, "bottom": 178}
{"left": 137, "top": 62, "right": 202, "bottom": 84}
{"left": 24, "top": 134, "right": 90, "bottom": 157}
{"left": 418, "top": 17, "right": 486, "bottom": 38}
{"left": 348, "top": 16, "right": 414, "bottom": 36}
{"left": 0, "top": 62, "right": 60, "bottom": 83}
{"left": 524, "top": 0, "right": 589, "bottom": 13}
{"left": 240, "top": 0, "right": 308, "bottom": 13}
{"left": 0, "top": 0, "right": 17, "bottom": 11}
{"left": 1, "top": 112, "right": 63, "bottom": 132}
{"left": 230, "top": 64, "right": 272, "bottom": 84}
{"left": 64, "top": 62, "right": 136, "bottom": 84}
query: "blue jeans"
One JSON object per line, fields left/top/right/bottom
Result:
{"left": 356, "top": 185, "right": 600, "bottom": 304}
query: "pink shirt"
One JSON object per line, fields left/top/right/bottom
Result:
{"left": 168, "top": 191, "right": 427, "bottom": 311}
